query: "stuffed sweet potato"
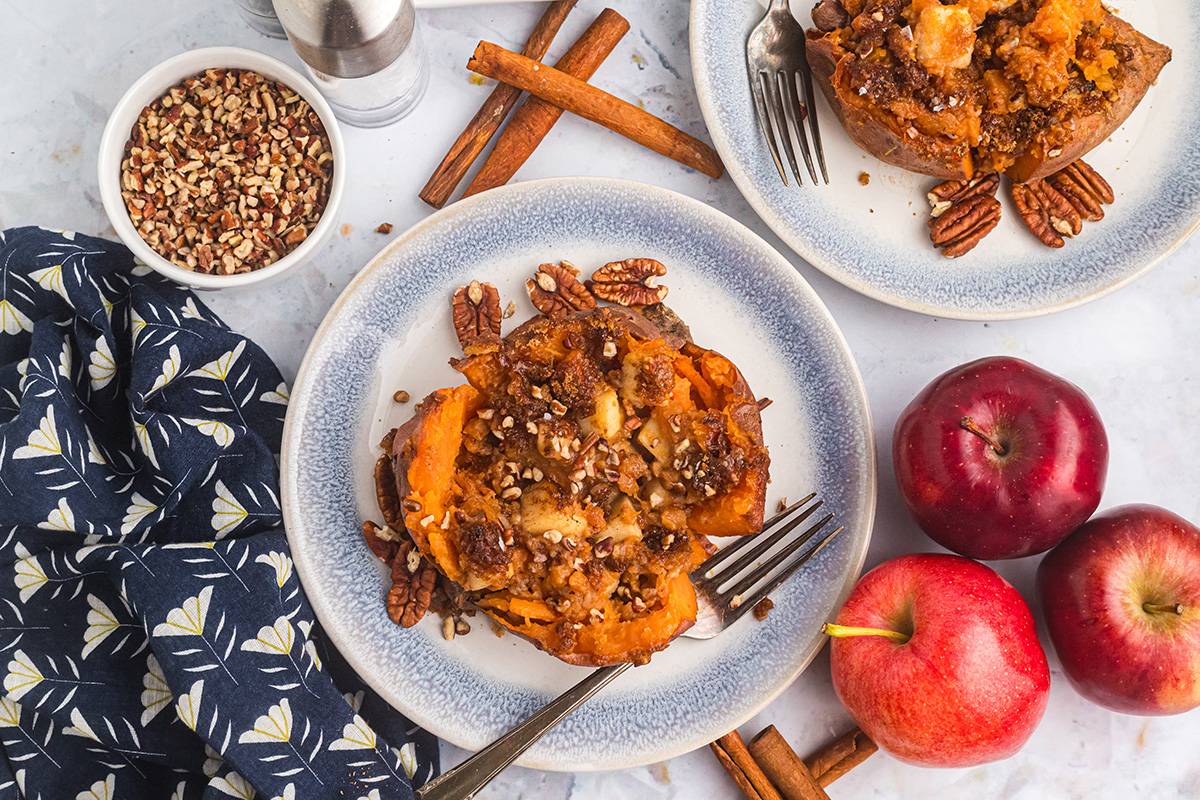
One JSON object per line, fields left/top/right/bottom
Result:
{"left": 389, "top": 306, "right": 770, "bottom": 666}
{"left": 806, "top": 0, "right": 1171, "bottom": 182}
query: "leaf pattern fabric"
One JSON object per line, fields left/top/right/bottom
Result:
{"left": 0, "top": 228, "right": 438, "bottom": 798}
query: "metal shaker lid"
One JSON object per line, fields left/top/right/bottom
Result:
{"left": 272, "top": 0, "right": 415, "bottom": 79}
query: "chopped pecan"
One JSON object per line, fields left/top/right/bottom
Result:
{"left": 374, "top": 454, "right": 406, "bottom": 532}
{"left": 1047, "top": 160, "right": 1113, "bottom": 223}
{"left": 587, "top": 258, "right": 669, "bottom": 306}
{"left": 119, "top": 68, "right": 332, "bottom": 275}
{"left": 451, "top": 280, "right": 502, "bottom": 346}
{"left": 386, "top": 541, "right": 436, "bottom": 628}
{"left": 928, "top": 194, "right": 1001, "bottom": 258}
{"left": 526, "top": 261, "right": 597, "bottom": 318}
{"left": 753, "top": 597, "right": 774, "bottom": 621}
{"left": 927, "top": 174, "right": 1000, "bottom": 218}
{"left": 362, "top": 519, "right": 399, "bottom": 564}
{"left": 1011, "top": 180, "right": 1081, "bottom": 248}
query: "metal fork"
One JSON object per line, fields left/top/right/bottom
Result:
{"left": 748, "top": 0, "right": 828, "bottom": 186}
{"left": 415, "top": 493, "right": 842, "bottom": 800}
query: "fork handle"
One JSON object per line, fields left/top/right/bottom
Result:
{"left": 415, "top": 662, "right": 632, "bottom": 800}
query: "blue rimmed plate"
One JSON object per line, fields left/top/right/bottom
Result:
{"left": 280, "top": 177, "right": 876, "bottom": 770}
{"left": 690, "top": 0, "right": 1200, "bottom": 320}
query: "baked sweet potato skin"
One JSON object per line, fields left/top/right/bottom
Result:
{"left": 1005, "top": 14, "right": 1171, "bottom": 183}
{"left": 806, "top": 31, "right": 973, "bottom": 180}
{"left": 806, "top": 12, "right": 1171, "bottom": 183}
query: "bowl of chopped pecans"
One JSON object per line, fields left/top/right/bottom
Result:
{"left": 98, "top": 47, "right": 345, "bottom": 290}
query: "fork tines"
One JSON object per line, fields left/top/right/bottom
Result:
{"left": 751, "top": 70, "right": 827, "bottom": 187}
{"left": 747, "top": 1, "right": 829, "bottom": 187}
{"left": 695, "top": 493, "right": 842, "bottom": 625}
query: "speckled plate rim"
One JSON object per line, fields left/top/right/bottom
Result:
{"left": 280, "top": 176, "right": 877, "bottom": 770}
{"left": 689, "top": 0, "right": 1200, "bottom": 321}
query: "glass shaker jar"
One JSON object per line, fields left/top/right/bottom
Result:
{"left": 272, "top": 0, "right": 429, "bottom": 127}
{"left": 232, "top": 0, "right": 288, "bottom": 37}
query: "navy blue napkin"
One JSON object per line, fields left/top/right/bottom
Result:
{"left": 0, "top": 227, "right": 438, "bottom": 798}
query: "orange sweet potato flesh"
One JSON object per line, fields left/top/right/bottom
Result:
{"left": 395, "top": 384, "right": 482, "bottom": 584}
{"left": 479, "top": 573, "right": 698, "bottom": 667}
{"left": 1004, "top": 14, "right": 1171, "bottom": 183}
{"left": 678, "top": 343, "right": 768, "bottom": 537}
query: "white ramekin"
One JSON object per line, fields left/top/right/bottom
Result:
{"left": 98, "top": 46, "right": 345, "bottom": 291}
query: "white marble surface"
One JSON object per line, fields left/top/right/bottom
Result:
{"left": 3, "top": 0, "right": 1199, "bottom": 797}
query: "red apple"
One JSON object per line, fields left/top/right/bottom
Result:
{"left": 893, "top": 356, "right": 1108, "bottom": 560}
{"left": 1037, "top": 504, "right": 1200, "bottom": 715}
{"left": 825, "top": 553, "right": 1050, "bottom": 768}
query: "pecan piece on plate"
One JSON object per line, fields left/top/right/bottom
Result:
{"left": 1011, "top": 179, "right": 1082, "bottom": 248}
{"left": 587, "top": 258, "right": 669, "bottom": 306}
{"left": 363, "top": 519, "right": 400, "bottom": 564}
{"left": 1047, "top": 160, "right": 1114, "bottom": 222}
{"left": 526, "top": 261, "right": 597, "bottom": 319}
{"left": 928, "top": 194, "right": 1002, "bottom": 258}
{"left": 927, "top": 173, "right": 1001, "bottom": 218}
{"left": 451, "top": 280, "right": 502, "bottom": 346}
{"left": 374, "top": 454, "right": 405, "bottom": 533}
{"left": 387, "top": 540, "right": 436, "bottom": 628}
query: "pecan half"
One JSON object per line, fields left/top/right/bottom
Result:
{"left": 387, "top": 540, "right": 436, "bottom": 628}
{"left": 526, "top": 261, "right": 597, "bottom": 319}
{"left": 451, "top": 280, "right": 502, "bottom": 346}
{"left": 587, "top": 258, "right": 669, "bottom": 306}
{"left": 928, "top": 174, "right": 1001, "bottom": 217}
{"left": 1047, "top": 160, "right": 1113, "bottom": 223}
{"left": 928, "top": 194, "right": 1001, "bottom": 258}
{"left": 1011, "top": 180, "right": 1081, "bottom": 248}
{"left": 812, "top": 0, "right": 850, "bottom": 31}
{"left": 374, "top": 454, "right": 405, "bottom": 533}
{"left": 362, "top": 519, "right": 399, "bottom": 564}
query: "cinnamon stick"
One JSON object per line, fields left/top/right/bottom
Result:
{"left": 712, "top": 731, "right": 785, "bottom": 800}
{"left": 467, "top": 41, "right": 725, "bottom": 180}
{"left": 805, "top": 728, "right": 878, "bottom": 787}
{"left": 419, "top": 0, "right": 578, "bottom": 209}
{"left": 748, "top": 727, "right": 832, "bottom": 800}
{"left": 463, "top": 9, "right": 631, "bottom": 199}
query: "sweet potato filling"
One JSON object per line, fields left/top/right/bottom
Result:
{"left": 394, "top": 308, "right": 770, "bottom": 665}
{"left": 811, "top": 0, "right": 1151, "bottom": 178}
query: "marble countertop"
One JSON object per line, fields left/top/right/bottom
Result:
{"left": 3, "top": 0, "right": 1198, "bottom": 797}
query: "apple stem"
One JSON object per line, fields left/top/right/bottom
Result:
{"left": 960, "top": 416, "right": 1006, "bottom": 456}
{"left": 822, "top": 623, "right": 911, "bottom": 644}
{"left": 1143, "top": 602, "right": 1186, "bottom": 616}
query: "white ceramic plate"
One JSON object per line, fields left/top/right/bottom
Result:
{"left": 281, "top": 177, "right": 876, "bottom": 770}
{"left": 690, "top": 0, "right": 1200, "bottom": 319}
